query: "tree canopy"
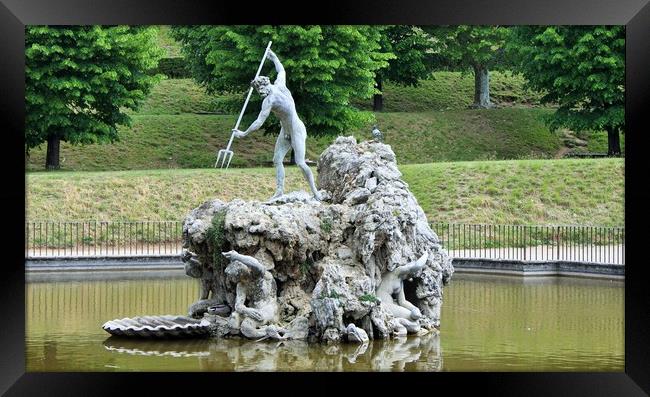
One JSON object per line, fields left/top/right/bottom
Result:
{"left": 508, "top": 26, "right": 625, "bottom": 154}
{"left": 423, "top": 26, "right": 509, "bottom": 108}
{"left": 26, "top": 26, "right": 163, "bottom": 169}
{"left": 171, "top": 25, "right": 392, "bottom": 136}
{"left": 372, "top": 25, "right": 434, "bottom": 111}
{"left": 425, "top": 26, "right": 509, "bottom": 70}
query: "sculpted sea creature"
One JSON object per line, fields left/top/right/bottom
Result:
{"left": 255, "top": 324, "right": 290, "bottom": 342}
{"left": 223, "top": 250, "right": 290, "bottom": 340}
{"left": 346, "top": 323, "right": 369, "bottom": 343}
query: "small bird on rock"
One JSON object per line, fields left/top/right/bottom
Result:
{"left": 371, "top": 125, "right": 384, "bottom": 142}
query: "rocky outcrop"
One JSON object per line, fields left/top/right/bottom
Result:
{"left": 182, "top": 137, "right": 453, "bottom": 342}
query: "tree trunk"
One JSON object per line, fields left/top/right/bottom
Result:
{"left": 606, "top": 127, "right": 621, "bottom": 156}
{"left": 45, "top": 135, "right": 61, "bottom": 170}
{"left": 289, "top": 148, "right": 296, "bottom": 165}
{"left": 373, "top": 76, "right": 383, "bottom": 112}
{"left": 472, "top": 65, "right": 492, "bottom": 109}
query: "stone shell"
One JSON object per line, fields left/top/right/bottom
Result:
{"left": 102, "top": 315, "right": 211, "bottom": 338}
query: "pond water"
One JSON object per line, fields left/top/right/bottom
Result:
{"left": 26, "top": 270, "right": 624, "bottom": 371}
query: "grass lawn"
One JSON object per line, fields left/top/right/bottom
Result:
{"left": 27, "top": 158, "right": 623, "bottom": 226}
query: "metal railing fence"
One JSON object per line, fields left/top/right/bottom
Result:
{"left": 25, "top": 220, "right": 182, "bottom": 258}
{"left": 433, "top": 223, "right": 624, "bottom": 265}
{"left": 25, "top": 220, "right": 625, "bottom": 265}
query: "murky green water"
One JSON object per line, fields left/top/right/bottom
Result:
{"left": 26, "top": 271, "right": 624, "bottom": 371}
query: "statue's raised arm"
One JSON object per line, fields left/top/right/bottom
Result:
{"left": 396, "top": 252, "right": 428, "bottom": 279}
{"left": 222, "top": 250, "right": 266, "bottom": 277}
{"left": 233, "top": 95, "right": 272, "bottom": 138}
{"left": 267, "top": 50, "right": 286, "bottom": 87}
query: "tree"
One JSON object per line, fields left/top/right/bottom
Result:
{"left": 171, "top": 25, "right": 392, "bottom": 137}
{"left": 508, "top": 26, "right": 624, "bottom": 155}
{"left": 423, "top": 26, "right": 509, "bottom": 108}
{"left": 373, "top": 26, "right": 433, "bottom": 111}
{"left": 26, "top": 26, "right": 163, "bottom": 170}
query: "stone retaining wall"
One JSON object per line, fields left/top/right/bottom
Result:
{"left": 26, "top": 256, "right": 624, "bottom": 279}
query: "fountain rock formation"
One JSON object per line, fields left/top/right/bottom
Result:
{"left": 182, "top": 137, "right": 454, "bottom": 343}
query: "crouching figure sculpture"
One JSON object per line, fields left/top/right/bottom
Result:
{"left": 223, "top": 250, "right": 289, "bottom": 341}
{"left": 377, "top": 252, "right": 429, "bottom": 336}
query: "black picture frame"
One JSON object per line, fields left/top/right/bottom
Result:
{"left": 3, "top": 0, "right": 649, "bottom": 395}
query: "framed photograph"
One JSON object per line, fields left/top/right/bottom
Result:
{"left": 4, "top": 0, "right": 649, "bottom": 394}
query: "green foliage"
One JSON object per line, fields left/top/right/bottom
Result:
{"left": 420, "top": 26, "right": 510, "bottom": 107}
{"left": 359, "top": 294, "right": 378, "bottom": 303}
{"left": 424, "top": 26, "right": 510, "bottom": 70}
{"left": 170, "top": 25, "right": 392, "bottom": 136}
{"left": 377, "top": 26, "right": 433, "bottom": 86}
{"left": 152, "top": 58, "right": 191, "bottom": 79}
{"left": 507, "top": 26, "right": 625, "bottom": 137}
{"left": 320, "top": 218, "right": 332, "bottom": 234}
{"left": 206, "top": 209, "right": 227, "bottom": 269}
{"left": 299, "top": 260, "right": 312, "bottom": 275}
{"left": 25, "top": 26, "right": 164, "bottom": 156}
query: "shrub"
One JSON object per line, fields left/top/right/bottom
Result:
{"left": 206, "top": 209, "right": 227, "bottom": 268}
{"left": 153, "top": 57, "right": 192, "bottom": 79}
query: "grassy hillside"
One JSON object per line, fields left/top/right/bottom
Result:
{"left": 135, "top": 79, "right": 221, "bottom": 115}
{"left": 26, "top": 75, "right": 562, "bottom": 171}
{"left": 25, "top": 108, "right": 560, "bottom": 171}
{"left": 155, "top": 25, "right": 182, "bottom": 58}
{"left": 353, "top": 71, "right": 544, "bottom": 112}
{"left": 135, "top": 72, "right": 544, "bottom": 115}
{"left": 27, "top": 159, "right": 624, "bottom": 226}
{"left": 372, "top": 108, "right": 558, "bottom": 163}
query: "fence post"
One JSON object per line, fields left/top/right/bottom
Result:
{"left": 25, "top": 222, "right": 29, "bottom": 258}
{"left": 522, "top": 225, "right": 528, "bottom": 260}
{"left": 622, "top": 227, "right": 625, "bottom": 265}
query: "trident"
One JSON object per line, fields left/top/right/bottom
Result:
{"left": 215, "top": 41, "right": 273, "bottom": 169}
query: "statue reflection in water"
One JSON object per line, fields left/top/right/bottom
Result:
{"left": 103, "top": 332, "right": 442, "bottom": 371}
